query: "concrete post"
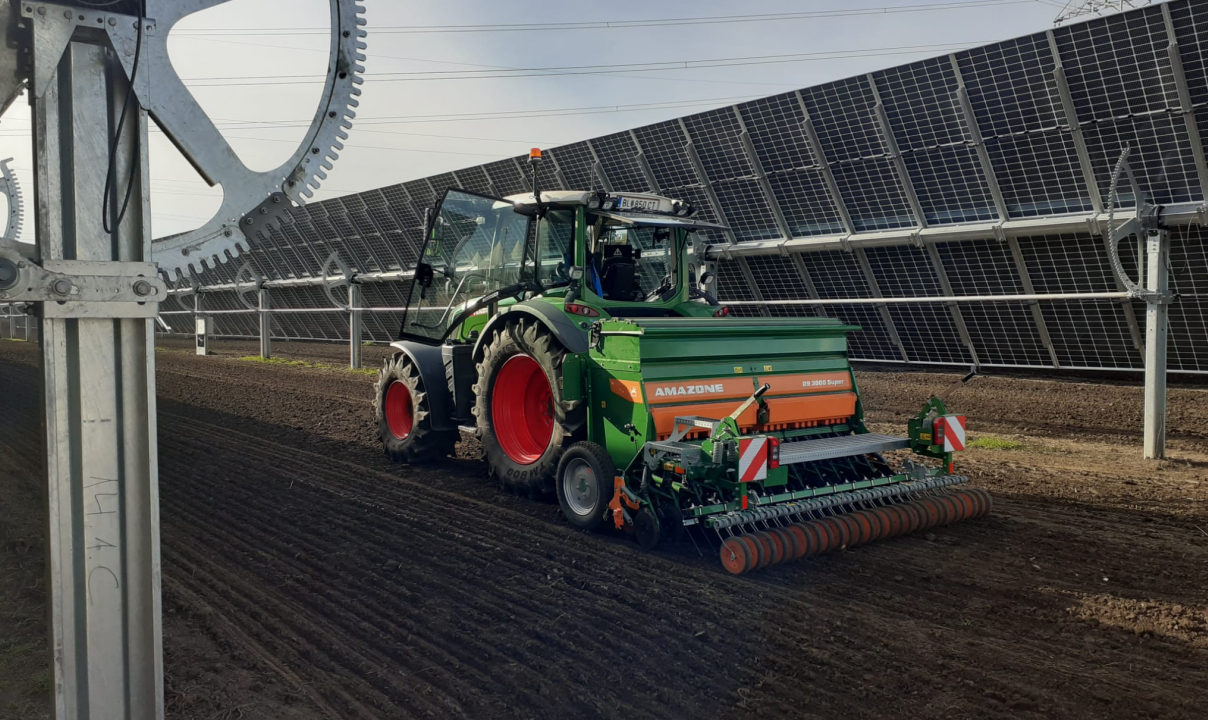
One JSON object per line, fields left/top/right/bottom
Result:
{"left": 1143, "top": 229, "right": 1169, "bottom": 459}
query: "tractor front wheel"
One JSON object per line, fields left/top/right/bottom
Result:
{"left": 375, "top": 353, "right": 457, "bottom": 463}
{"left": 474, "top": 319, "right": 583, "bottom": 495}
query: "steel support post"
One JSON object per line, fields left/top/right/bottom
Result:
{"left": 1143, "top": 229, "right": 1169, "bottom": 459}
{"left": 259, "top": 287, "right": 271, "bottom": 359}
{"left": 349, "top": 283, "right": 363, "bottom": 369}
{"left": 33, "top": 39, "right": 163, "bottom": 719}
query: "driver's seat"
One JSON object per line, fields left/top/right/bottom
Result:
{"left": 599, "top": 246, "right": 639, "bottom": 301}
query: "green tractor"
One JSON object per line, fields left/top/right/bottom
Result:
{"left": 374, "top": 151, "right": 990, "bottom": 573}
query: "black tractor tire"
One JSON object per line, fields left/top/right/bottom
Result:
{"left": 554, "top": 441, "right": 616, "bottom": 532}
{"left": 473, "top": 318, "right": 584, "bottom": 495}
{"left": 374, "top": 353, "right": 458, "bottom": 463}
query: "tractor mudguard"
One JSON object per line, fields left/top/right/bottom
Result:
{"left": 388, "top": 340, "right": 457, "bottom": 431}
{"left": 472, "top": 301, "right": 589, "bottom": 362}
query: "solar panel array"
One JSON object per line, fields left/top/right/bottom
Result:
{"left": 162, "top": 0, "right": 1208, "bottom": 373}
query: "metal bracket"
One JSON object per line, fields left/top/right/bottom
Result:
{"left": 239, "top": 192, "right": 291, "bottom": 246}
{"left": 0, "top": 250, "right": 164, "bottom": 318}
{"left": 992, "top": 223, "right": 1007, "bottom": 243}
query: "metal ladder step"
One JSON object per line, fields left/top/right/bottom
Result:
{"left": 778, "top": 433, "right": 910, "bottom": 466}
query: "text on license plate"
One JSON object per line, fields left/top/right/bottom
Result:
{"left": 617, "top": 196, "right": 659, "bottom": 211}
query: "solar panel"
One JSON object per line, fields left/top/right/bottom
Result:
{"left": 170, "top": 0, "right": 1208, "bottom": 375}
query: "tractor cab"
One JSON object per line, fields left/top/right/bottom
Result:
{"left": 397, "top": 186, "right": 727, "bottom": 346}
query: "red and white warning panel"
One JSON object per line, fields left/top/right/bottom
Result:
{"left": 738, "top": 437, "right": 768, "bottom": 483}
{"left": 935, "top": 415, "right": 967, "bottom": 452}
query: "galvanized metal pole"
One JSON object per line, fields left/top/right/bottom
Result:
{"left": 1143, "top": 228, "right": 1169, "bottom": 459}
{"left": 349, "top": 283, "right": 363, "bottom": 369}
{"left": 259, "top": 287, "right": 271, "bottom": 359}
{"left": 33, "top": 38, "right": 163, "bottom": 719}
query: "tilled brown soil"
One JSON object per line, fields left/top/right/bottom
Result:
{"left": 2, "top": 338, "right": 1207, "bottom": 719}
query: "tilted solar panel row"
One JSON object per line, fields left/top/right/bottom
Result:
{"left": 174, "top": 0, "right": 1208, "bottom": 374}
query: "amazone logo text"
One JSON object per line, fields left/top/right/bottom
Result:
{"left": 654, "top": 384, "right": 725, "bottom": 397}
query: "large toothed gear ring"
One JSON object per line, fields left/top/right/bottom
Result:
{"left": 95, "top": 0, "right": 367, "bottom": 277}
{"left": 0, "top": 158, "right": 22, "bottom": 244}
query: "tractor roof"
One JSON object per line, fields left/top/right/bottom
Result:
{"left": 505, "top": 190, "right": 681, "bottom": 214}
{"left": 504, "top": 190, "right": 728, "bottom": 230}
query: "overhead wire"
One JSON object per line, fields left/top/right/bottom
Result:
{"left": 177, "top": 43, "right": 986, "bottom": 86}
{"left": 170, "top": 0, "right": 1043, "bottom": 35}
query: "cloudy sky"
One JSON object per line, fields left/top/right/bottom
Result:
{"left": 0, "top": 0, "right": 1074, "bottom": 242}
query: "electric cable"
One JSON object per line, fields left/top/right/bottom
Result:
{"left": 102, "top": 0, "right": 145, "bottom": 234}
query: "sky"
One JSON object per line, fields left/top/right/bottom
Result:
{"left": 0, "top": 0, "right": 1078, "bottom": 242}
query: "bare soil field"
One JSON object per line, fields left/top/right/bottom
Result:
{"left": 2, "top": 337, "right": 1207, "bottom": 719}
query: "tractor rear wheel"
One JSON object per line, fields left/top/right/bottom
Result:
{"left": 375, "top": 353, "right": 458, "bottom": 463}
{"left": 474, "top": 318, "right": 584, "bottom": 494}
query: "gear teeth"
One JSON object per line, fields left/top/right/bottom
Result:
{"left": 151, "top": 0, "right": 367, "bottom": 275}
{"left": 0, "top": 158, "right": 23, "bottom": 242}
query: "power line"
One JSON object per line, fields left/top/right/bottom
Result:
{"left": 180, "top": 43, "right": 984, "bottom": 86}
{"left": 169, "top": 35, "right": 802, "bottom": 90}
{"left": 171, "top": 0, "right": 1039, "bottom": 36}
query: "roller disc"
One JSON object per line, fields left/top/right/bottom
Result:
{"left": 823, "top": 516, "right": 850, "bottom": 552}
{"left": 865, "top": 508, "right": 887, "bottom": 542}
{"left": 938, "top": 494, "right": 962, "bottom": 525}
{"left": 917, "top": 498, "right": 942, "bottom": 529}
{"left": 898, "top": 502, "right": 924, "bottom": 534}
{"left": 720, "top": 538, "right": 752, "bottom": 575}
{"left": 848, "top": 512, "right": 873, "bottom": 547}
{"left": 814, "top": 518, "right": 841, "bottom": 554}
{"left": 836, "top": 514, "right": 861, "bottom": 548}
{"left": 764, "top": 530, "right": 787, "bottom": 566}
{"left": 879, "top": 506, "right": 903, "bottom": 539}
{"left": 782, "top": 526, "right": 811, "bottom": 560}
{"left": 952, "top": 492, "right": 977, "bottom": 521}
{"left": 930, "top": 496, "right": 952, "bottom": 526}
{"left": 737, "top": 535, "right": 764, "bottom": 570}
{"left": 893, "top": 502, "right": 908, "bottom": 536}
{"left": 796, "top": 522, "right": 824, "bottom": 558}
{"left": 971, "top": 488, "right": 994, "bottom": 518}
{"left": 753, "top": 533, "right": 777, "bottom": 568}
{"left": 774, "top": 527, "right": 801, "bottom": 562}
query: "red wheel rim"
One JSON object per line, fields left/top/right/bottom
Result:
{"left": 384, "top": 381, "right": 414, "bottom": 440}
{"left": 492, "top": 354, "right": 555, "bottom": 465}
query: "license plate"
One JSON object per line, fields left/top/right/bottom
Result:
{"left": 617, "top": 196, "right": 659, "bottom": 212}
